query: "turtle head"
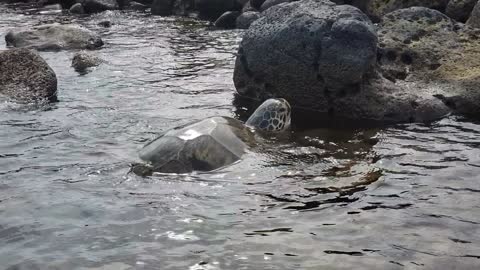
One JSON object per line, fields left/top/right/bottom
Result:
{"left": 245, "top": 98, "right": 291, "bottom": 132}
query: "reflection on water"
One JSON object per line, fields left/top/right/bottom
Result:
{"left": 1, "top": 4, "right": 480, "bottom": 270}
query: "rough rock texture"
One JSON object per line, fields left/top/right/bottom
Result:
{"left": 5, "top": 24, "right": 104, "bottom": 51}
{"left": 233, "top": 0, "right": 476, "bottom": 123}
{"left": 214, "top": 11, "right": 241, "bottom": 28}
{"left": 349, "top": 0, "right": 449, "bottom": 22}
{"left": 378, "top": 7, "right": 480, "bottom": 118}
{"left": 80, "top": 0, "right": 119, "bottom": 13}
{"left": 0, "top": 49, "right": 57, "bottom": 103}
{"left": 445, "top": 0, "right": 477, "bottom": 22}
{"left": 69, "top": 3, "right": 85, "bottom": 14}
{"left": 236, "top": 11, "right": 260, "bottom": 29}
{"left": 259, "top": 0, "right": 290, "bottom": 11}
{"left": 195, "top": 0, "right": 237, "bottom": 20}
{"left": 72, "top": 51, "right": 103, "bottom": 72}
{"left": 467, "top": 1, "right": 480, "bottom": 28}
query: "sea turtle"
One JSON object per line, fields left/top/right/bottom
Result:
{"left": 132, "top": 98, "right": 291, "bottom": 176}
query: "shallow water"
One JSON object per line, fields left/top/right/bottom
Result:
{"left": 1, "top": 4, "right": 480, "bottom": 270}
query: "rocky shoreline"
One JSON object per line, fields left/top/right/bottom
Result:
{"left": 0, "top": 0, "right": 479, "bottom": 124}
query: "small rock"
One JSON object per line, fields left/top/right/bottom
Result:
{"left": 214, "top": 11, "right": 240, "bottom": 29}
{"left": 236, "top": 11, "right": 260, "bottom": 29}
{"left": 69, "top": 3, "right": 85, "bottom": 14}
{"left": 0, "top": 48, "right": 57, "bottom": 103}
{"left": 98, "top": 20, "right": 112, "bottom": 27}
{"left": 72, "top": 51, "right": 102, "bottom": 72}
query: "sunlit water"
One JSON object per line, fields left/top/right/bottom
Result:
{"left": 1, "top": 4, "right": 480, "bottom": 270}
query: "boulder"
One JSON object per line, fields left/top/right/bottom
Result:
{"left": 467, "top": 1, "right": 480, "bottom": 28}
{"left": 378, "top": 7, "right": 480, "bottom": 119}
{"left": 72, "top": 51, "right": 103, "bottom": 72}
{"left": 0, "top": 49, "right": 57, "bottom": 103}
{"left": 445, "top": 0, "right": 477, "bottom": 22}
{"left": 194, "top": 0, "right": 237, "bottom": 20}
{"left": 259, "top": 0, "right": 290, "bottom": 11}
{"left": 349, "top": 0, "right": 449, "bottom": 22}
{"left": 236, "top": 11, "right": 260, "bottom": 29}
{"left": 233, "top": 0, "right": 467, "bottom": 123}
{"left": 214, "top": 11, "right": 240, "bottom": 29}
{"left": 80, "top": 0, "right": 119, "bottom": 13}
{"left": 5, "top": 24, "right": 103, "bottom": 51}
{"left": 69, "top": 3, "right": 85, "bottom": 13}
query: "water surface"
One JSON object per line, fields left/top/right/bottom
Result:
{"left": 1, "top": 4, "right": 480, "bottom": 270}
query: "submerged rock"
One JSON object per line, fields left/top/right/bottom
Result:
{"left": 0, "top": 49, "right": 57, "bottom": 103}
{"left": 5, "top": 24, "right": 104, "bottom": 51}
{"left": 72, "top": 51, "right": 102, "bottom": 72}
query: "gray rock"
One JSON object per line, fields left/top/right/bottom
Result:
{"left": 467, "top": 1, "right": 480, "bottom": 28}
{"left": 445, "top": 0, "right": 477, "bottom": 22}
{"left": 349, "top": 0, "right": 449, "bottom": 22}
{"left": 214, "top": 11, "right": 240, "bottom": 29}
{"left": 195, "top": 0, "right": 237, "bottom": 20}
{"left": 5, "top": 24, "right": 104, "bottom": 51}
{"left": 69, "top": 3, "right": 85, "bottom": 14}
{"left": 0, "top": 49, "right": 57, "bottom": 103}
{"left": 236, "top": 11, "right": 260, "bottom": 29}
{"left": 128, "top": 1, "right": 148, "bottom": 10}
{"left": 259, "top": 0, "right": 290, "bottom": 12}
{"left": 250, "top": 0, "right": 265, "bottom": 9}
{"left": 72, "top": 51, "right": 102, "bottom": 72}
{"left": 81, "top": 0, "right": 119, "bottom": 13}
{"left": 378, "top": 7, "right": 480, "bottom": 119}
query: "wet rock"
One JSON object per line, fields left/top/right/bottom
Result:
{"left": 236, "top": 11, "right": 260, "bottom": 29}
{"left": 250, "top": 0, "right": 265, "bottom": 9}
{"left": 80, "top": 0, "right": 119, "bottom": 13}
{"left": 0, "top": 48, "right": 57, "bottom": 103}
{"left": 214, "top": 11, "right": 240, "bottom": 29}
{"left": 5, "top": 24, "right": 103, "bottom": 51}
{"left": 445, "top": 0, "right": 477, "bottom": 23}
{"left": 98, "top": 20, "right": 112, "bottom": 27}
{"left": 349, "top": 0, "right": 449, "bottom": 22}
{"left": 127, "top": 1, "right": 148, "bottom": 10}
{"left": 467, "top": 1, "right": 480, "bottom": 28}
{"left": 72, "top": 51, "right": 102, "bottom": 72}
{"left": 69, "top": 3, "right": 85, "bottom": 14}
{"left": 195, "top": 0, "right": 237, "bottom": 20}
{"left": 259, "top": 0, "right": 290, "bottom": 12}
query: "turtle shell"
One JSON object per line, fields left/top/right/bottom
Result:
{"left": 138, "top": 116, "right": 256, "bottom": 174}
